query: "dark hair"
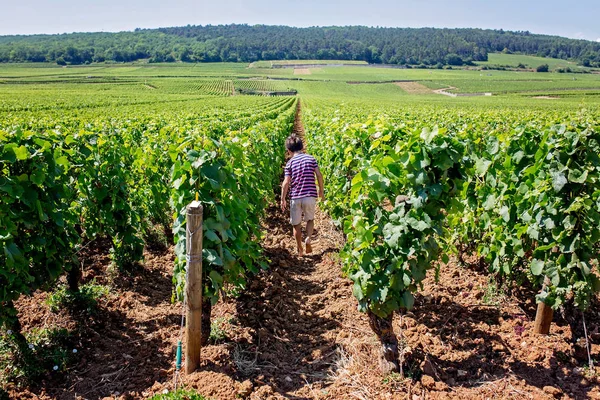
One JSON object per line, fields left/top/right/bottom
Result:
{"left": 285, "top": 135, "right": 303, "bottom": 152}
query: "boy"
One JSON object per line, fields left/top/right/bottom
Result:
{"left": 280, "top": 135, "right": 324, "bottom": 256}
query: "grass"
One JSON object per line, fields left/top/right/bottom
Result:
{"left": 45, "top": 281, "right": 110, "bottom": 314}
{"left": 149, "top": 389, "right": 209, "bottom": 400}
{"left": 482, "top": 277, "right": 505, "bottom": 306}
{"left": 269, "top": 60, "right": 368, "bottom": 66}
{"left": 0, "top": 327, "right": 75, "bottom": 387}
{"left": 477, "top": 53, "right": 592, "bottom": 71}
{"left": 209, "top": 317, "right": 230, "bottom": 343}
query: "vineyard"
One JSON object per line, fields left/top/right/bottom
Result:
{"left": 1, "top": 63, "right": 600, "bottom": 399}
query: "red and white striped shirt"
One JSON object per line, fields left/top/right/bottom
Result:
{"left": 284, "top": 153, "right": 319, "bottom": 200}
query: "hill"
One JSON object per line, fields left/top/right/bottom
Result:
{"left": 0, "top": 24, "right": 599, "bottom": 67}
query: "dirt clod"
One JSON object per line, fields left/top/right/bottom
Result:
{"left": 237, "top": 380, "right": 254, "bottom": 398}
{"left": 421, "top": 375, "right": 436, "bottom": 389}
{"left": 543, "top": 385, "right": 562, "bottom": 397}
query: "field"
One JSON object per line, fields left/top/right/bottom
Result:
{"left": 1, "top": 62, "right": 600, "bottom": 400}
{"left": 250, "top": 60, "right": 369, "bottom": 68}
{"left": 477, "top": 53, "right": 593, "bottom": 71}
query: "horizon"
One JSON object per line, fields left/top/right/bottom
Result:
{"left": 1, "top": 0, "right": 599, "bottom": 41}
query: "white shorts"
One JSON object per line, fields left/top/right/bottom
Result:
{"left": 290, "top": 197, "right": 316, "bottom": 226}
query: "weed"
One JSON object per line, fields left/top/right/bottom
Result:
{"left": 382, "top": 372, "right": 403, "bottom": 384}
{"left": 149, "top": 389, "right": 208, "bottom": 400}
{"left": 45, "top": 281, "right": 110, "bottom": 314}
{"left": 482, "top": 277, "right": 505, "bottom": 306}
{"left": 209, "top": 317, "right": 229, "bottom": 343}
{"left": 0, "top": 327, "right": 75, "bottom": 386}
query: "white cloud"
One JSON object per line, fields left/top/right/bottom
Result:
{"left": 597, "top": 38, "right": 600, "bottom": 42}
{"left": 574, "top": 32, "right": 586, "bottom": 40}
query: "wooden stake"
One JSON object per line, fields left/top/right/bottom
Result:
{"left": 533, "top": 301, "right": 553, "bottom": 335}
{"left": 534, "top": 277, "right": 553, "bottom": 335}
{"left": 185, "top": 201, "right": 203, "bottom": 374}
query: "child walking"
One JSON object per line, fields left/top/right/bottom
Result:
{"left": 280, "top": 135, "right": 324, "bottom": 256}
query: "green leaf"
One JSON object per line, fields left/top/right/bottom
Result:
{"left": 475, "top": 158, "right": 492, "bottom": 176}
{"left": 420, "top": 126, "right": 438, "bottom": 144}
{"left": 13, "top": 145, "right": 29, "bottom": 160}
{"left": 531, "top": 259, "right": 544, "bottom": 276}
{"left": 209, "top": 270, "right": 224, "bottom": 286}
{"left": 205, "top": 229, "right": 221, "bottom": 243}
{"left": 483, "top": 194, "right": 496, "bottom": 210}
{"left": 203, "top": 249, "right": 223, "bottom": 266}
{"left": 551, "top": 171, "right": 567, "bottom": 192}
{"left": 30, "top": 168, "right": 46, "bottom": 186}
{"left": 568, "top": 169, "right": 588, "bottom": 184}
{"left": 402, "top": 292, "right": 415, "bottom": 310}
{"left": 499, "top": 206, "right": 510, "bottom": 222}
{"left": 54, "top": 155, "right": 70, "bottom": 168}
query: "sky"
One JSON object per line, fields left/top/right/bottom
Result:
{"left": 1, "top": 0, "right": 599, "bottom": 42}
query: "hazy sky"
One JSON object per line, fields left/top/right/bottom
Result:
{"left": 1, "top": 0, "right": 599, "bottom": 42}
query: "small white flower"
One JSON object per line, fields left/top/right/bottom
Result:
{"left": 162, "top": 389, "right": 169, "bottom": 394}
{"left": 28, "top": 343, "right": 34, "bottom": 349}
{"left": 53, "top": 365, "right": 59, "bottom": 371}
{"left": 6, "top": 330, "right": 12, "bottom": 335}
{"left": 72, "top": 349, "right": 78, "bottom": 353}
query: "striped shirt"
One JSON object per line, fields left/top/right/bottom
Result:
{"left": 285, "top": 153, "right": 319, "bottom": 199}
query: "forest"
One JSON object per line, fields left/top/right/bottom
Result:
{"left": 0, "top": 24, "right": 599, "bottom": 66}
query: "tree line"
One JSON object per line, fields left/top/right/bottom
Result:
{"left": 0, "top": 24, "right": 598, "bottom": 67}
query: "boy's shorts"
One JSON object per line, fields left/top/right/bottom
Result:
{"left": 290, "top": 197, "right": 316, "bottom": 226}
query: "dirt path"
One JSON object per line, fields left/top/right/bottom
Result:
{"left": 433, "top": 86, "right": 458, "bottom": 96}
{"left": 292, "top": 100, "right": 305, "bottom": 136}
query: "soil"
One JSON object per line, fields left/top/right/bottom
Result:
{"left": 5, "top": 107, "right": 600, "bottom": 399}
{"left": 394, "top": 81, "right": 434, "bottom": 95}
{"left": 7, "top": 203, "right": 600, "bottom": 400}
{"left": 533, "top": 96, "right": 561, "bottom": 100}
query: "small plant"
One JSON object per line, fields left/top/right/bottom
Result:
{"left": 46, "top": 281, "right": 110, "bottom": 314}
{"left": 0, "top": 327, "right": 75, "bottom": 386}
{"left": 382, "top": 371, "right": 404, "bottom": 384}
{"left": 482, "top": 278, "right": 504, "bottom": 306}
{"left": 209, "top": 317, "right": 229, "bottom": 343}
{"left": 149, "top": 389, "right": 209, "bottom": 400}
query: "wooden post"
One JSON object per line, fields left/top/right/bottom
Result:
{"left": 533, "top": 301, "right": 553, "bottom": 335}
{"left": 185, "top": 201, "right": 203, "bottom": 374}
{"left": 534, "top": 278, "right": 553, "bottom": 335}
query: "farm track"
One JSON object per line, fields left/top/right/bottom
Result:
{"left": 8, "top": 103, "right": 600, "bottom": 399}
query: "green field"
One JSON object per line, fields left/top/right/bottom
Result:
{"left": 477, "top": 52, "right": 595, "bottom": 71}
{"left": 2, "top": 62, "right": 600, "bottom": 104}
{"left": 250, "top": 60, "right": 369, "bottom": 68}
